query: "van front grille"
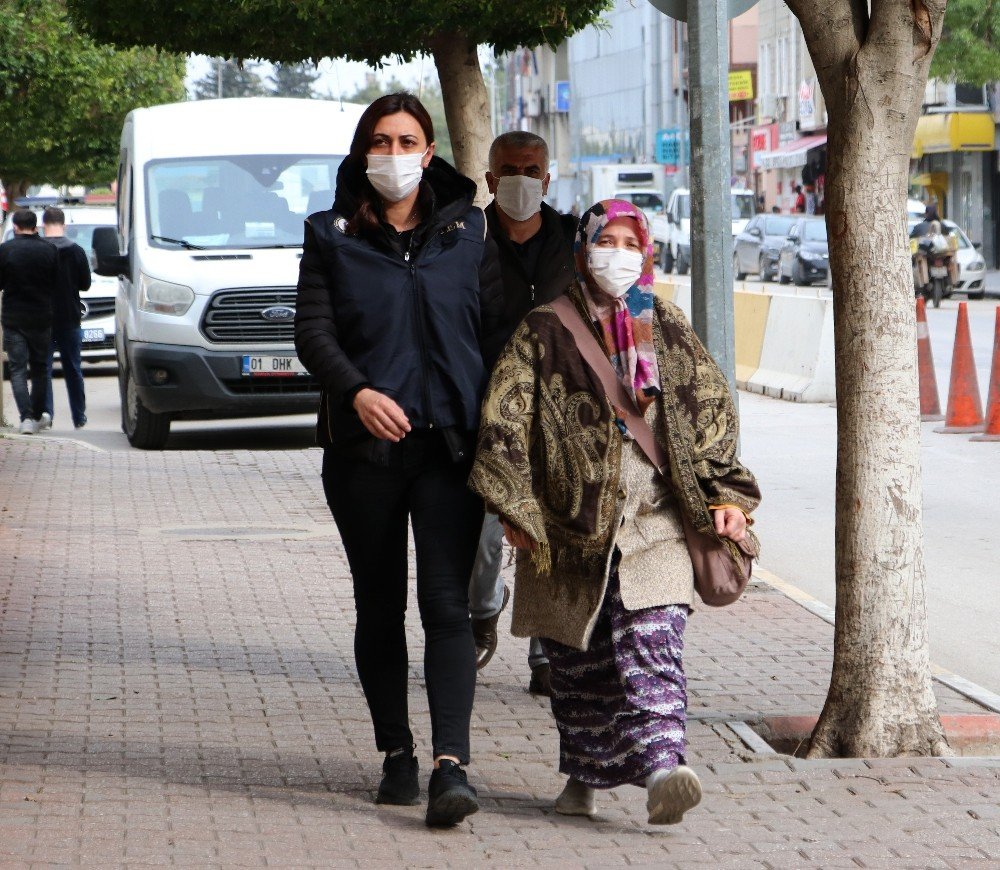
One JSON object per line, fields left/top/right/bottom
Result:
{"left": 201, "top": 288, "right": 297, "bottom": 344}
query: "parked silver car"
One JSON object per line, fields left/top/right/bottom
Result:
{"left": 733, "top": 213, "right": 797, "bottom": 281}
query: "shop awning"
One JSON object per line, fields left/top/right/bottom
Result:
{"left": 755, "top": 135, "right": 827, "bottom": 170}
{"left": 912, "top": 112, "right": 995, "bottom": 158}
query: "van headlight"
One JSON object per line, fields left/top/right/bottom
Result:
{"left": 139, "top": 273, "right": 194, "bottom": 316}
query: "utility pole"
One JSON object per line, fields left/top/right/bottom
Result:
{"left": 650, "top": 0, "right": 758, "bottom": 393}
{"left": 216, "top": 57, "right": 223, "bottom": 100}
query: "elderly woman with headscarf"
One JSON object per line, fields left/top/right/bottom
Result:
{"left": 469, "top": 199, "right": 760, "bottom": 824}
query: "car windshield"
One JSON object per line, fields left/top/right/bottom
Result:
{"left": 764, "top": 216, "right": 795, "bottom": 236}
{"left": 622, "top": 192, "right": 664, "bottom": 213}
{"left": 803, "top": 221, "right": 827, "bottom": 241}
{"left": 57, "top": 223, "right": 111, "bottom": 253}
{"left": 731, "top": 194, "right": 755, "bottom": 220}
{"left": 943, "top": 221, "right": 970, "bottom": 249}
{"left": 146, "top": 153, "right": 345, "bottom": 249}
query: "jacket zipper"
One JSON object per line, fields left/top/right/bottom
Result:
{"left": 405, "top": 233, "right": 436, "bottom": 429}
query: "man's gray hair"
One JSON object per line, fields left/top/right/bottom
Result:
{"left": 488, "top": 131, "right": 549, "bottom": 173}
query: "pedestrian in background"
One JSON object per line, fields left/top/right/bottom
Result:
{"left": 42, "top": 207, "right": 91, "bottom": 430}
{"left": 470, "top": 199, "right": 760, "bottom": 824}
{"left": 294, "top": 93, "right": 505, "bottom": 828}
{"left": 469, "top": 131, "right": 577, "bottom": 697}
{"left": 0, "top": 209, "right": 57, "bottom": 434}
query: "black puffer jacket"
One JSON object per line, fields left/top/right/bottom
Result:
{"left": 295, "top": 155, "right": 505, "bottom": 450}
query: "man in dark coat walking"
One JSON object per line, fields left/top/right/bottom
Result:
{"left": 470, "top": 131, "right": 578, "bottom": 695}
{"left": 42, "top": 206, "right": 92, "bottom": 429}
{"left": 0, "top": 209, "right": 58, "bottom": 434}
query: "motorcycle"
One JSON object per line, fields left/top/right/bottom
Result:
{"left": 912, "top": 237, "right": 955, "bottom": 309}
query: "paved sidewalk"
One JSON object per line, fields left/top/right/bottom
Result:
{"left": 2, "top": 437, "right": 1000, "bottom": 868}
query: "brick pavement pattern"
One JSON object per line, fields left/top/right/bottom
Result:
{"left": 2, "top": 439, "right": 999, "bottom": 868}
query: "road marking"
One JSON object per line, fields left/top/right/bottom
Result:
{"left": 756, "top": 564, "right": 1000, "bottom": 715}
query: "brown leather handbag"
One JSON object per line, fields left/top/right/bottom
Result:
{"left": 550, "top": 296, "right": 755, "bottom": 607}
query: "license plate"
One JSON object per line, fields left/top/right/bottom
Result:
{"left": 82, "top": 327, "right": 105, "bottom": 343}
{"left": 929, "top": 266, "right": 949, "bottom": 278}
{"left": 241, "top": 354, "right": 308, "bottom": 377}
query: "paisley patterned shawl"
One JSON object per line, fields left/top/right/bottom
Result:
{"left": 469, "top": 283, "right": 761, "bottom": 590}
{"left": 576, "top": 199, "right": 661, "bottom": 413}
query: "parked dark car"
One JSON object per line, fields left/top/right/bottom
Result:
{"left": 733, "top": 213, "right": 796, "bottom": 281}
{"left": 778, "top": 217, "right": 829, "bottom": 286}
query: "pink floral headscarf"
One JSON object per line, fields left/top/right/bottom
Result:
{"left": 574, "top": 199, "right": 661, "bottom": 412}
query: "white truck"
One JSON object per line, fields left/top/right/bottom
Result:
{"left": 582, "top": 163, "right": 666, "bottom": 221}
{"left": 651, "top": 187, "right": 757, "bottom": 275}
{"left": 92, "top": 97, "right": 366, "bottom": 449}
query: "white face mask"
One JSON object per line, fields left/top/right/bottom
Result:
{"left": 366, "top": 149, "right": 428, "bottom": 202}
{"left": 587, "top": 248, "right": 644, "bottom": 298}
{"left": 494, "top": 175, "right": 544, "bottom": 222}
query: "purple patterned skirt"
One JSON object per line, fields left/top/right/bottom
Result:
{"left": 540, "top": 573, "right": 689, "bottom": 789}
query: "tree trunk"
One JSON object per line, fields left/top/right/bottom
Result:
{"left": 787, "top": 0, "right": 951, "bottom": 758}
{"left": 430, "top": 33, "right": 492, "bottom": 207}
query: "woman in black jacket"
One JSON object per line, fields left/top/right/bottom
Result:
{"left": 294, "top": 93, "right": 504, "bottom": 828}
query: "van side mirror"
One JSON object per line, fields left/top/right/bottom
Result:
{"left": 92, "top": 226, "right": 129, "bottom": 276}
{"left": 974, "top": 240, "right": 983, "bottom": 251}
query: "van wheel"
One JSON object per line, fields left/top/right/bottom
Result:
{"left": 660, "top": 244, "right": 674, "bottom": 274}
{"left": 122, "top": 356, "right": 171, "bottom": 449}
{"left": 676, "top": 249, "right": 689, "bottom": 276}
{"left": 968, "top": 290, "right": 985, "bottom": 301}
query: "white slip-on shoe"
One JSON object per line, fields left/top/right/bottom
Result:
{"left": 38, "top": 412, "right": 52, "bottom": 430}
{"left": 646, "top": 765, "right": 702, "bottom": 825}
{"left": 555, "top": 777, "right": 597, "bottom": 817}
{"left": 19, "top": 418, "right": 37, "bottom": 435}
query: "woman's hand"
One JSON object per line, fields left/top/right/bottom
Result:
{"left": 353, "top": 388, "right": 412, "bottom": 442}
{"left": 713, "top": 507, "right": 747, "bottom": 543}
{"left": 502, "top": 521, "right": 537, "bottom": 552}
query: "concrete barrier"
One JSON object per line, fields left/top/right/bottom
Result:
{"left": 654, "top": 276, "right": 835, "bottom": 403}
{"left": 745, "top": 294, "right": 836, "bottom": 402}
{"left": 734, "top": 292, "right": 771, "bottom": 386}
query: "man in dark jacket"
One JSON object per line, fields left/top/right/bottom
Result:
{"left": 41, "top": 207, "right": 92, "bottom": 429}
{"left": 470, "top": 131, "right": 577, "bottom": 696}
{"left": 0, "top": 209, "right": 58, "bottom": 434}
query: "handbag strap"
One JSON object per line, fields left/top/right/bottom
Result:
{"left": 550, "top": 296, "right": 670, "bottom": 478}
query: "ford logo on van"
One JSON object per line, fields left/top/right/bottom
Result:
{"left": 260, "top": 305, "right": 295, "bottom": 322}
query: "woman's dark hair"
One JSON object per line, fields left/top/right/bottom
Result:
{"left": 347, "top": 92, "right": 435, "bottom": 236}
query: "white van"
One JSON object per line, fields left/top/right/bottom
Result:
{"left": 651, "top": 187, "right": 757, "bottom": 275}
{"left": 94, "top": 97, "right": 366, "bottom": 448}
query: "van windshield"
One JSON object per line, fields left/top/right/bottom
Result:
{"left": 731, "top": 194, "right": 756, "bottom": 220}
{"left": 146, "top": 154, "right": 345, "bottom": 249}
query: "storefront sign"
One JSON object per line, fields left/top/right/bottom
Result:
{"left": 729, "top": 70, "right": 754, "bottom": 102}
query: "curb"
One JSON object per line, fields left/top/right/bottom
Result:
{"left": 754, "top": 565, "right": 1000, "bottom": 716}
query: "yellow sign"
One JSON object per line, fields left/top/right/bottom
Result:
{"left": 729, "top": 70, "right": 754, "bottom": 102}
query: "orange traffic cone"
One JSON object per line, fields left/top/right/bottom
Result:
{"left": 916, "top": 297, "right": 943, "bottom": 421}
{"left": 935, "top": 302, "right": 985, "bottom": 434}
{"left": 971, "top": 306, "right": 1000, "bottom": 442}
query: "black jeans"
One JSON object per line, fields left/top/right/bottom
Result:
{"left": 322, "top": 430, "right": 483, "bottom": 764}
{"left": 3, "top": 325, "right": 51, "bottom": 421}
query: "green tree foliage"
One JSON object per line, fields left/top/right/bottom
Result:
{"left": 192, "top": 58, "right": 267, "bottom": 99}
{"left": 930, "top": 0, "right": 1000, "bottom": 86}
{"left": 269, "top": 62, "right": 320, "bottom": 98}
{"left": 66, "top": 0, "right": 611, "bottom": 191}
{"left": 0, "top": 0, "right": 185, "bottom": 197}
{"left": 66, "top": 1, "right": 612, "bottom": 67}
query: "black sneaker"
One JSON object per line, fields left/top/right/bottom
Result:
{"left": 375, "top": 747, "right": 419, "bottom": 806}
{"left": 425, "top": 760, "right": 479, "bottom": 827}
